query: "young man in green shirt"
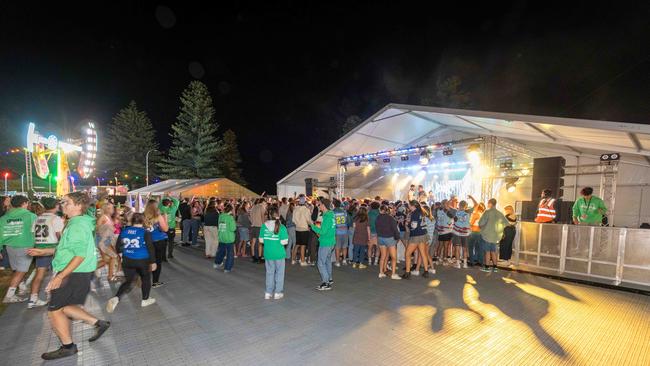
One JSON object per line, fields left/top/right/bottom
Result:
{"left": 159, "top": 195, "right": 180, "bottom": 259}
{"left": 311, "top": 198, "right": 336, "bottom": 291}
{"left": 27, "top": 192, "right": 111, "bottom": 360}
{"left": 0, "top": 195, "right": 37, "bottom": 303}
{"left": 572, "top": 187, "right": 607, "bottom": 226}
{"left": 214, "top": 204, "right": 237, "bottom": 272}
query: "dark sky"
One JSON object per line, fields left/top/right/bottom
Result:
{"left": 1, "top": 1, "right": 649, "bottom": 193}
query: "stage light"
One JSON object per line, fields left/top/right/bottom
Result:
{"left": 505, "top": 177, "right": 519, "bottom": 193}
{"left": 354, "top": 161, "right": 361, "bottom": 167}
{"left": 400, "top": 155, "right": 409, "bottom": 161}
{"left": 443, "top": 147, "right": 453, "bottom": 156}
{"left": 419, "top": 151, "right": 429, "bottom": 165}
{"left": 467, "top": 144, "right": 481, "bottom": 165}
{"left": 383, "top": 157, "right": 391, "bottom": 163}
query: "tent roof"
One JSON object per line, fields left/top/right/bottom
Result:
{"left": 128, "top": 178, "right": 258, "bottom": 197}
{"left": 278, "top": 103, "right": 650, "bottom": 187}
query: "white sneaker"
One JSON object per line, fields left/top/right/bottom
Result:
{"left": 273, "top": 293, "right": 284, "bottom": 300}
{"left": 462, "top": 261, "right": 468, "bottom": 269}
{"left": 411, "top": 270, "right": 420, "bottom": 276}
{"left": 334, "top": 262, "right": 341, "bottom": 267}
{"left": 342, "top": 260, "right": 348, "bottom": 265}
{"left": 18, "top": 283, "right": 28, "bottom": 295}
{"left": 391, "top": 274, "right": 402, "bottom": 280}
{"left": 428, "top": 268, "right": 436, "bottom": 274}
{"left": 27, "top": 299, "right": 47, "bottom": 309}
{"left": 212, "top": 263, "right": 218, "bottom": 269}
{"left": 291, "top": 260, "right": 296, "bottom": 265}
{"left": 3, "top": 295, "right": 27, "bottom": 303}
{"left": 378, "top": 273, "right": 387, "bottom": 279}
{"left": 300, "top": 261, "right": 308, "bottom": 267}
{"left": 455, "top": 262, "right": 461, "bottom": 269}
{"left": 264, "top": 293, "right": 272, "bottom": 300}
{"left": 141, "top": 298, "right": 156, "bottom": 307}
{"left": 106, "top": 297, "right": 119, "bottom": 313}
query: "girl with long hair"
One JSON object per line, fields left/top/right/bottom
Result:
{"left": 96, "top": 202, "right": 119, "bottom": 282}
{"left": 144, "top": 199, "right": 169, "bottom": 288}
{"left": 351, "top": 207, "right": 370, "bottom": 268}
{"left": 260, "top": 206, "right": 289, "bottom": 299}
{"left": 401, "top": 201, "right": 432, "bottom": 279}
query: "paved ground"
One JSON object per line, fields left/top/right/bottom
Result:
{"left": 1, "top": 245, "right": 650, "bottom": 366}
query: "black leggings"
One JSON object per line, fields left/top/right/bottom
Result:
{"left": 152, "top": 240, "right": 166, "bottom": 283}
{"left": 116, "top": 263, "right": 151, "bottom": 300}
{"left": 167, "top": 229, "right": 176, "bottom": 257}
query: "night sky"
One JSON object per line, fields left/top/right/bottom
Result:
{"left": 1, "top": 2, "right": 649, "bottom": 193}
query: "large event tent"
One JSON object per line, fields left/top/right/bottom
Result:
{"left": 128, "top": 178, "right": 258, "bottom": 200}
{"left": 278, "top": 103, "right": 650, "bottom": 228}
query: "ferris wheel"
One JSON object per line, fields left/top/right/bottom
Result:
{"left": 25, "top": 121, "right": 98, "bottom": 196}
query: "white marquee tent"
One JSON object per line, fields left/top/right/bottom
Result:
{"left": 277, "top": 103, "right": 650, "bottom": 228}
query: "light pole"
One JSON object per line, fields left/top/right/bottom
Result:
{"left": 146, "top": 149, "right": 156, "bottom": 186}
{"left": 4, "top": 173, "right": 8, "bottom": 195}
{"left": 20, "top": 174, "right": 24, "bottom": 194}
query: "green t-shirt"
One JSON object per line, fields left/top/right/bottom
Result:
{"left": 260, "top": 222, "right": 289, "bottom": 260}
{"left": 159, "top": 197, "right": 180, "bottom": 229}
{"left": 52, "top": 215, "right": 98, "bottom": 273}
{"left": 0, "top": 208, "right": 37, "bottom": 248}
{"left": 572, "top": 196, "right": 607, "bottom": 225}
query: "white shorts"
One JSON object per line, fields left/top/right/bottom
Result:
{"left": 6, "top": 246, "right": 33, "bottom": 272}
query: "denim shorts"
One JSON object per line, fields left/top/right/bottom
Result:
{"left": 335, "top": 234, "right": 348, "bottom": 249}
{"left": 378, "top": 237, "right": 397, "bottom": 247}
{"left": 36, "top": 255, "right": 53, "bottom": 268}
{"left": 238, "top": 227, "right": 250, "bottom": 241}
{"left": 483, "top": 239, "right": 498, "bottom": 252}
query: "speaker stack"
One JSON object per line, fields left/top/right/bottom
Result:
{"left": 305, "top": 178, "right": 318, "bottom": 197}
{"left": 520, "top": 157, "right": 570, "bottom": 222}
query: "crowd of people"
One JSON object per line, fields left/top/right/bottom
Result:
{"left": 0, "top": 183, "right": 608, "bottom": 360}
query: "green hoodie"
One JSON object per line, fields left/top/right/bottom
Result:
{"left": 218, "top": 213, "right": 237, "bottom": 244}
{"left": 572, "top": 196, "right": 607, "bottom": 225}
{"left": 159, "top": 197, "right": 180, "bottom": 229}
{"left": 368, "top": 209, "right": 379, "bottom": 234}
{"left": 52, "top": 214, "right": 98, "bottom": 273}
{"left": 0, "top": 208, "right": 37, "bottom": 248}
{"left": 311, "top": 210, "right": 336, "bottom": 247}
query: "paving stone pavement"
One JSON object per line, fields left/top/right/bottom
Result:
{"left": 1, "top": 244, "right": 649, "bottom": 366}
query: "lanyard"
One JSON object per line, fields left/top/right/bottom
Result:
{"left": 583, "top": 198, "right": 593, "bottom": 217}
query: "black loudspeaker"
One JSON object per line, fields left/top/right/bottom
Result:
{"left": 532, "top": 157, "right": 566, "bottom": 200}
{"left": 305, "top": 178, "right": 318, "bottom": 196}
{"left": 520, "top": 201, "right": 538, "bottom": 222}
{"left": 555, "top": 200, "right": 574, "bottom": 224}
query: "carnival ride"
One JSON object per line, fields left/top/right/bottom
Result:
{"left": 25, "top": 121, "right": 98, "bottom": 196}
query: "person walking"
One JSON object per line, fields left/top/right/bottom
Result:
{"left": 28, "top": 192, "right": 110, "bottom": 360}
{"left": 311, "top": 199, "right": 336, "bottom": 291}
{"left": 479, "top": 198, "right": 509, "bottom": 272}
{"left": 260, "top": 207, "right": 288, "bottom": 299}
{"left": 0, "top": 195, "right": 37, "bottom": 303}
{"left": 214, "top": 204, "right": 237, "bottom": 272}
{"left": 106, "top": 213, "right": 157, "bottom": 313}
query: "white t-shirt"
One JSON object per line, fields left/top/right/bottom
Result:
{"left": 33, "top": 212, "right": 65, "bottom": 247}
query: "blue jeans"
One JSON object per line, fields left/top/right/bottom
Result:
{"left": 317, "top": 246, "right": 334, "bottom": 283}
{"left": 286, "top": 226, "right": 296, "bottom": 259}
{"left": 468, "top": 232, "right": 483, "bottom": 264}
{"left": 353, "top": 245, "right": 368, "bottom": 264}
{"left": 348, "top": 229, "right": 355, "bottom": 260}
{"left": 265, "top": 259, "right": 285, "bottom": 294}
{"left": 183, "top": 219, "right": 200, "bottom": 245}
{"left": 215, "top": 243, "right": 235, "bottom": 271}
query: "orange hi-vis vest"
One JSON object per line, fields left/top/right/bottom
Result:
{"left": 535, "top": 198, "right": 556, "bottom": 223}
{"left": 470, "top": 211, "right": 482, "bottom": 232}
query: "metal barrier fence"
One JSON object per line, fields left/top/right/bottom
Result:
{"left": 512, "top": 222, "right": 650, "bottom": 289}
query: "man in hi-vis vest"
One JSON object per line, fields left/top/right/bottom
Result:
{"left": 534, "top": 189, "right": 557, "bottom": 223}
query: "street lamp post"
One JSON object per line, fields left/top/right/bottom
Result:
{"left": 4, "top": 173, "right": 8, "bottom": 195}
{"left": 20, "top": 174, "right": 24, "bottom": 194}
{"left": 146, "top": 149, "right": 156, "bottom": 186}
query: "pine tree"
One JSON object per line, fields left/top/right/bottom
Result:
{"left": 219, "top": 129, "right": 246, "bottom": 185}
{"left": 159, "top": 81, "right": 222, "bottom": 178}
{"left": 101, "top": 101, "right": 159, "bottom": 187}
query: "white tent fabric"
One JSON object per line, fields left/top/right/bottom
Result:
{"left": 128, "top": 178, "right": 258, "bottom": 198}
{"left": 278, "top": 103, "right": 650, "bottom": 227}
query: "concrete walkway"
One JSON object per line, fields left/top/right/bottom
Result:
{"left": 1, "top": 245, "right": 649, "bottom": 366}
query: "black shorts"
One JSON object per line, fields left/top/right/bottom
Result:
{"left": 48, "top": 272, "right": 92, "bottom": 311}
{"left": 251, "top": 227, "right": 261, "bottom": 240}
{"left": 295, "top": 231, "right": 310, "bottom": 246}
{"left": 438, "top": 233, "right": 453, "bottom": 242}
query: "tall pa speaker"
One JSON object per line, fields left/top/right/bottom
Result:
{"left": 305, "top": 178, "right": 318, "bottom": 197}
{"left": 532, "top": 157, "right": 565, "bottom": 200}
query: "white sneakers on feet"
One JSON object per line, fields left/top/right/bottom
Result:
{"left": 291, "top": 260, "right": 296, "bottom": 265}
{"left": 411, "top": 270, "right": 420, "bottom": 276}
{"left": 141, "top": 298, "right": 156, "bottom": 307}
{"left": 378, "top": 273, "right": 387, "bottom": 279}
{"left": 27, "top": 299, "right": 47, "bottom": 309}
{"left": 334, "top": 262, "right": 341, "bottom": 267}
{"left": 391, "top": 274, "right": 402, "bottom": 280}
{"left": 264, "top": 293, "right": 272, "bottom": 300}
{"left": 462, "top": 261, "right": 468, "bottom": 269}
{"left": 273, "top": 293, "right": 284, "bottom": 300}
{"left": 299, "top": 261, "right": 308, "bottom": 267}
{"left": 428, "top": 268, "right": 436, "bottom": 274}
{"left": 18, "top": 283, "right": 29, "bottom": 296}
{"left": 3, "top": 295, "right": 27, "bottom": 303}
{"left": 106, "top": 297, "right": 119, "bottom": 313}
{"left": 342, "top": 260, "right": 348, "bottom": 265}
